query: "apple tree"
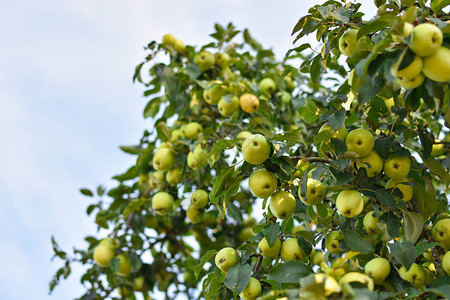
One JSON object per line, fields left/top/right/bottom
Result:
{"left": 50, "top": 1, "right": 450, "bottom": 299}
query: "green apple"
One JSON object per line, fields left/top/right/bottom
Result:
{"left": 386, "top": 179, "right": 413, "bottom": 202}
{"left": 242, "top": 134, "right": 271, "bottom": 165}
{"left": 269, "top": 191, "right": 296, "bottom": 219}
{"left": 292, "top": 225, "right": 305, "bottom": 235}
{"left": 345, "top": 128, "right": 375, "bottom": 157}
{"left": 364, "top": 258, "right": 390, "bottom": 284}
{"left": 259, "top": 77, "right": 277, "bottom": 94}
{"left": 152, "top": 147, "right": 175, "bottom": 171}
{"left": 240, "top": 277, "right": 261, "bottom": 300}
{"left": 258, "top": 237, "right": 281, "bottom": 258}
{"left": 218, "top": 95, "right": 240, "bottom": 117}
{"left": 397, "top": 72, "right": 425, "bottom": 89}
{"left": 194, "top": 50, "right": 215, "bottom": 71}
{"left": 186, "top": 205, "right": 202, "bottom": 224}
{"left": 299, "top": 178, "right": 325, "bottom": 205}
{"left": 99, "top": 237, "right": 119, "bottom": 249}
{"left": 384, "top": 155, "right": 410, "bottom": 180}
{"left": 191, "top": 189, "right": 209, "bottom": 208}
{"left": 239, "top": 227, "right": 256, "bottom": 242}
{"left": 281, "top": 238, "right": 306, "bottom": 262}
{"left": 339, "top": 29, "right": 358, "bottom": 56}
{"left": 187, "top": 148, "right": 207, "bottom": 170}
{"left": 357, "top": 151, "right": 384, "bottom": 177}
{"left": 215, "top": 52, "right": 231, "bottom": 68}
{"left": 203, "top": 81, "right": 227, "bottom": 105}
{"left": 319, "top": 124, "right": 348, "bottom": 141}
{"left": 166, "top": 167, "right": 183, "bottom": 186}
{"left": 314, "top": 273, "right": 341, "bottom": 296}
{"left": 118, "top": 285, "right": 134, "bottom": 297}
{"left": 171, "top": 129, "right": 185, "bottom": 141}
{"left": 184, "top": 122, "right": 203, "bottom": 140}
{"left": 162, "top": 33, "right": 176, "bottom": 46}
{"left": 215, "top": 247, "right": 238, "bottom": 272}
{"left": 423, "top": 46, "right": 450, "bottom": 82}
{"left": 285, "top": 76, "right": 295, "bottom": 92}
{"left": 249, "top": 169, "right": 277, "bottom": 199}
{"left": 442, "top": 251, "right": 450, "bottom": 275}
{"left": 236, "top": 130, "right": 252, "bottom": 145}
{"left": 398, "top": 263, "right": 426, "bottom": 287}
{"left": 149, "top": 171, "right": 165, "bottom": 190}
{"left": 116, "top": 253, "right": 132, "bottom": 276}
{"left": 310, "top": 249, "right": 325, "bottom": 265}
{"left": 279, "top": 91, "right": 291, "bottom": 103}
{"left": 336, "top": 190, "right": 364, "bottom": 218}
{"left": 431, "top": 140, "right": 446, "bottom": 156}
{"left": 239, "top": 93, "right": 260, "bottom": 113}
{"left": 134, "top": 276, "right": 145, "bottom": 291}
{"left": 410, "top": 23, "right": 443, "bottom": 57}
{"left": 391, "top": 55, "right": 423, "bottom": 81}
{"left": 173, "top": 39, "right": 185, "bottom": 53}
{"left": 432, "top": 219, "right": 450, "bottom": 249}
{"left": 152, "top": 192, "right": 174, "bottom": 215}
{"left": 363, "top": 210, "right": 382, "bottom": 234}
{"left": 93, "top": 244, "right": 115, "bottom": 267}
{"left": 325, "top": 231, "right": 342, "bottom": 253}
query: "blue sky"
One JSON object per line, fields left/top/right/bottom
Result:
{"left": 0, "top": 1, "right": 376, "bottom": 299}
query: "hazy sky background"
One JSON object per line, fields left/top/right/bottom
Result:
{"left": 0, "top": 1, "right": 376, "bottom": 299}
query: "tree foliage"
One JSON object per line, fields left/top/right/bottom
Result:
{"left": 51, "top": 1, "right": 450, "bottom": 299}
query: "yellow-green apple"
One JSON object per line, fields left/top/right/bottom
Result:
{"left": 398, "top": 263, "right": 426, "bottom": 287}
{"left": 184, "top": 122, "right": 203, "bottom": 139}
{"left": 242, "top": 134, "right": 271, "bottom": 165}
{"left": 384, "top": 155, "right": 410, "bottom": 180}
{"left": 173, "top": 39, "right": 185, "bottom": 53}
{"left": 339, "top": 29, "right": 358, "bottom": 56}
{"left": 336, "top": 190, "right": 364, "bottom": 218}
{"left": 431, "top": 140, "right": 446, "bottom": 156}
{"left": 422, "top": 262, "right": 437, "bottom": 284}
{"left": 171, "top": 129, "right": 185, "bottom": 141}
{"left": 381, "top": 97, "right": 394, "bottom": 115}
{"left": 279, "top": 91, "right": 291, "bottom": 103}
{"left": 99, "top": 237, "right": 119, "bottom": 249}
{"left": 258, "top": 237, "right": 281, "bottom": 258}
{"left": 187, "top": 146, "right": 208, "bottom": 170}
{"left": 236, "top": 130, "right": 252, "bottom": 145}
{"left": 215, "top": 52, "right": 231, "bottom": 68}
{"left": 186, "top": 205, "right": 202, "bottom": 224}
{"left": 249, "top": 169, "right": 277, "bottom": 198}
{"left": 218, "top": 95, "right": 240, "bottom": 117}
{"left": 152, "top": 192, "right": 174, "bottom": 215}
{"left": 239, "top": 227, "right": 255, "bottom": 242}
{"left": 410, "top": 23, "right": 443, "bottom": 57}
{"left": 153, "top": 147, "right": 175, "bottom": 171}
{"left": 240, "top": 277, "right": 261, "bottom": 300}
{"left": 134, "top": 276, "right": 145, "bottom": 291}
{"left": 319, "top": 124, "right": 348, "bottom": 141}
{"left": 325, "top": 230, "right": 342, "bottom": 253}
{"left": 116, "top": 253, "right": 132, "bottom": 276}
{"left": 386, "top": 179, "right": 413, "bottom": 202}
{"left": 423, "top": 46, "right": 450, "bottom": 82}
{"left": 269, "top": 191, "right": 296, "bottom": 219}
{"left": 393, "top": 22, "right": 413, "bottom": 43}
{"left": 391, "top": 55, "right": 423, "bottom": 82}
{"left": 149, "top": 171, "right": 165, "bottom": 190}
{"left": 363, "top": 210, "right": 382, "bottom": 234}
{"left": 364, "top": 258, "right": 390, "bottom": 284}
{"left": 215, "top": 247, "right": 238, "bottom": 272}
{"left": 162, "top": 34, "right": 176, "bottom": 46}
{"left": 432, "top": 219, "right": 450, "bottom": 249}
{"left": 239, "top": 93, "right": 260, "bottom": 113}
{"left": 299, "top": 178, "right": 325, "bottom": 205}
{"left": 190, "top": 189, "right": 209, "bottom": 208}
{"left": 166, "top": 167, "right": 183, "bottom": 185}
{"left": 357, "top": 151, "right": 384, "bottom": 177}
{"left": 442, "top": 251, "right": 450, "bottom": 275}
{"left": 203, "top": 81, "right": 227, "bottom": 105}
{"left": 93, "top": 244, "right": 115, "bottom": 267}
{"left": 292, "top": 225, "right": 305, "bottom": 235}
{"left": 345, "top": 128, "right": 375, "bottom": 157}
{"left": 194, "top": 50, "right": 215, "bottom": 71}
{"left": 313, "top": 274, "right": 341, "bottom": 296}
{"left": 310, "top": 249, "right": 325, "bottom": 265}
{"left": 281, "top": 238, "right": 306, "bottom": 262}
{"left": 259, "top": 77, "right": 277, "bottom": 94}
{"left": 397, "top": 72, "right": 425, "bottom": 89}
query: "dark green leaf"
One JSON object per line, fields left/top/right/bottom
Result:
{"left": 226, "top": 201, "right": 243, "bottom": 222}
{"left": 208, "top": 139, "right": 236, "bottom": 166}
{"left": 426, "top": 276, "right": 450, "bottom": 298}
{"left": 119, "top": 145, "right": 142, "bottom": 155}
{"left": 430, "top": 0, "right": 450, "bottom": 13}
{"left": 343, "top": 229, "right": 374, "bottom": 255}
{"left": 267, "top": 261, "right": 312, "bottom": 283}
{"left": 123, "top": 198, "right": 149, "bottom": 219}
{"left": 195, "top": 250, "right": 217, "bottom": 278}
{"left": 263, "top": 223, "right": 281, "bottom": 248}
{"left": 414, "top": 177, "right": 438, "bottom": 221}
{"left": 379, "top": 212, "right": 401, "bottom": 238}
{"left": 224, "top": 263, "right": 252, "bottom": 294}
{"left": 402, "top": 210, "right": 424, "bottom": 244}
{"left": 414, "top": 242, "right": 439, "bottom": 257}
{"left": 390, "top": 241, "right": 416, "bottom": 269}
{"left": 357, "top": 15, "right": 399, "bottom": 39}
{"left": 80, "top": 188, "right": 94, "bottom": 197}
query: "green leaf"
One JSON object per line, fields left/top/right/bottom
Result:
{"left": 414, "top": 242, "right": 439, "bottom": 257}
{"left": 226, "top": 201, "right": 243, "bottom": 222}
{"left": 426, "top": 276, "right": 450, "bottom": 298}
{"left": 224, "top": 263, "right": 252, "bottom": 294}
{"left": 155, "top": 122, "right": 171, "bottom": 142}
{"left": 298, "top": 98, "right": 320, "bottom": 124}
{"left": 390, "top": 241, "right": 416, "bottom": 270}
{"left": 263, "top": 223, "right": 281, "bottom": 248}
{"left": 272, "top": 131, "right": 305, "bottom": 146}
{"left": 119, "top": 145, "right": 142, "bottom": 155}
{"left": 80, "top": 188, "right": 94, "bottom": 197}
{"left": 123, "top": 198, "right": 149, "bottom": 219}
{"left": 402, "top": 210, "right": 424, "bottom": 244}
{"left": 195, "top": 250, "right": 217, "bottom": 278}
{"left": 357, "top": 15, "right": 399, "bottom": 39}
{"left": 414, "top": 177, "right": 438, "bottom": 221}
{"left": 143, "top": 97, "right": 163, "bottom": 118}
{"left": 424, "top": 156, "right": 450, "bottom": 188}
{"left": 343, "top": 229, "right": 374, "bottom": 255}
{"left": 326, "top": 110, "right": 346, "bottom": 130}
{"left": 209, "top": 165, "right": 235, "bottom": 203}
{"left": 430, "top": 0, "right": 450, "bottom": 13}
{"left": 267, "top": 261, "right": 312, "bottom": 283}
{"left": 208, "top": 139, "right": 236, "bottom": 166}
{"left": 128, "top": 253, "right": 142, "bottom": 272}
{"left": 379, "top": 212, "right": 401, "bottom": 238}
{"left": 375, "top": 189, "right": 405, "bottom": 209}
{"left": 297, "top": 237, "right": 313, "bottom": 256}
{"left": 418, "top": 130, "right": 433, "bottom": 160}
